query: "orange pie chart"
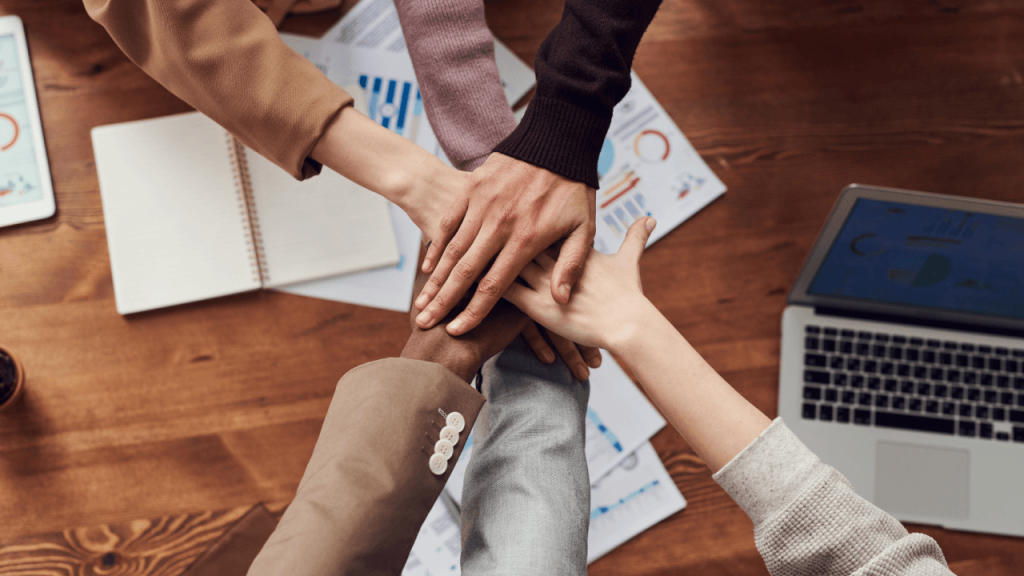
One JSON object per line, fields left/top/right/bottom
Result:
{"left": 0, "top": 112, "right": 19, "bottom": 151}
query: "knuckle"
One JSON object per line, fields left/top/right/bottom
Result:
{"left": 430, "top": 294, "right": 449, "bottom": 312}
{"left": 439, "top": 213, "right": 459, "bottom": 235}
{"left": 444, "top": 240, "right": 466, "bottom": 260}
{"left": 476, "top": 276, "right": 503, "bottom": 297}
{"left": 561, "top": 259, "right": 586, "bottom": 282}
{"left": 452, "top": 261, "right": 476, "bottom": 282}
{"left": 427, "top": 275, "right": 445, "bottom": 290}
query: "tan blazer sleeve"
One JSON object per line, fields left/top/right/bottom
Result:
{"left": 83, "top": 0, "right": 353, "bottom": 180}
{"left": 247, "top": 358, "right": 486, "bottom": 576}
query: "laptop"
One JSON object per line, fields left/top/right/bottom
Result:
{"left": 779, "top": 184, "right": 1024, "bottom": 537}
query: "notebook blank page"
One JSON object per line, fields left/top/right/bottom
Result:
{"left": 92, "top": 113, "right": 261, "bottom": 314}
{"left": 242, "top": 148, "right": 399, "bottom": 287}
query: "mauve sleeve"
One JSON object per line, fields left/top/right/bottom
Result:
{"left": 83, "top": 0, "right": 353, "bottom": 180}
{"left": 493, "top": 0, "right": 662, "bottom": 188}
{"left": 394, "top": 0, "right": 516, "bottom": 171}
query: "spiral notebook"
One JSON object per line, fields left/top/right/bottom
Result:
{"left": 92, "top": 111, "right": 399, "bottom": 315}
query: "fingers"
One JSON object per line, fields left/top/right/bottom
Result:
{"left": 548, "top": 331, "right": 590, "bottom": 381}
{"left": 578, "top": 344, "right": 602, "bottom": 369}
{"left": 414, "top": 214, "right": 483, "bottom": 312}
{"left": 516, "top": 261, "right": 549, "bottom": 291}
{"left": 422, "top": 198, "right": 466, "bottom": 274}
{"left": 445, "top": 244, "right": 532, "bottom": 335}
{"left": 521, "top": 322, "right": 556, "bottom": 364}
{"left": 534, "top": 251, "right": 557, "bottom": 273}
{"left": 502, "top": 280, "right": 541, "bottom": 313}
{"left": 549, "top": 224, "right": 593, "bottom": 304}
{"left": 618, "top": 217, "right": 656, "bottom": 262}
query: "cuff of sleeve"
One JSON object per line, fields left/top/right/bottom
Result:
{"left": 712, "top": 418, "right": 825, "bottom": 526}
{"left": 492, "top": 96, "right": 610, "bottom": 189}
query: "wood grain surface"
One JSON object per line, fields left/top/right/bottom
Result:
{"left": 1, "top": 0, "right": 1023, "bottom": 574}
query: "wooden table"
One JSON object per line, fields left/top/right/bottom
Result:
{"left": 1, "top": 0, "right": 1023, "bottom": 574}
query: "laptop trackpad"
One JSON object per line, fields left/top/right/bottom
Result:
{"left": 874, "top": 441, "right": 969, "bottom": 520}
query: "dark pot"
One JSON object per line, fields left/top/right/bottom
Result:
{"left": 0, "top": 344, "right": 25, "bottom": 412}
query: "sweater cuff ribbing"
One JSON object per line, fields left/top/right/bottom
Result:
{"left": 492, "top": 96, "right": 610, "bottom": 189}
{"left": 712, "top": 418, "right": 825, "bottom": 526}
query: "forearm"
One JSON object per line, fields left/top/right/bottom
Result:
{"left": 493, "top": 0, "right": 662, "bottom": 187}
{"left": 85, "top": 0, "right": 351, "bottom": 180}
{"left": 611, "top": 303, "right": 771, "bottom": 472}
{"left": 394, "top": 0, "right": 516, "bottom": 171}
{"left": 310, "top": 106, "right": 466, "bottom": 241}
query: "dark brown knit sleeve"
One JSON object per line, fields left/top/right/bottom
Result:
{"left": 493, "top": 0, "right": 662, "bottom": 188}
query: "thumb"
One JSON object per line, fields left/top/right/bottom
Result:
{"left": 550, "top": 225, "right": 593, "bottom": 305}
{"left": 618, "top": 217, "right": 655, "bottom": 263}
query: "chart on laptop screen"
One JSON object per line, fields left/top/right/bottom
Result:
{"left": 809, "top": 199, "right": 1024, "bottom": 320}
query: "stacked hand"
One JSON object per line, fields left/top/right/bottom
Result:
{"left": 504, "top": 217, "right": 657, "bottom": 353}
{"left": 413, "top": 153, "right": 596, "bottom": 336}
{"left": 401, "top": 264, "right": 530, "bottom": 383}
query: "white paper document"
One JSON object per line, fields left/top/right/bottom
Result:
{"left": 587, "top": 441, "right": 687, "bottom": 563}
{"left": 593, "top": 73, "right": 726, "bottom": 255}
{"left": 586, "top": 354, "right": 666, "bottom": 484}
{"left": 403, "top": 497, "right": 462, "bottom": 575}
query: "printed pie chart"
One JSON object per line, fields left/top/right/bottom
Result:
{"left": 0, "top": 112, "right": 18, "bottom": 151}
{"left": 887, "top": 253, "right": 952, "bottom": 288}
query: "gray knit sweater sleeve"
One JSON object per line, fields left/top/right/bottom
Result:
{"left": 712, "top": 418, "right": 954, "bottom": 576}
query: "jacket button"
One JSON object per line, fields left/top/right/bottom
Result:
{"left": 440, "top": 425, "right": 459, "bottom": 445}
{"left": 435, "top": 439, "right": 454, "bottom": 460}
{"left": 446, "top": 412, "right": 465, "bottom": 433}
{"left": 429, "top": 453, "right": 448, "bottom": 475}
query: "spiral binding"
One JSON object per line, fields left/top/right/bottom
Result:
{"left": 226, "top": 134, "right": 269, "bottom": 285}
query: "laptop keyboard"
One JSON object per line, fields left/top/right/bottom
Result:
{"left": 801, "top": 325, "right": 1024, "bottom": 443}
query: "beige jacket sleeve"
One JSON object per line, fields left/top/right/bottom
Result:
{"left": 247, "top": 358, "right": 485, "bottom": 576}
{"left": 83, "top": 0, "right": 353, "bottom": 180}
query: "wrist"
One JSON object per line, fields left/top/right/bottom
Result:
{"left": 603, "top": 298, "right": 663, "bottom": 357}
{"left": 400, "top": 332, "right": 480, "bottom": 383}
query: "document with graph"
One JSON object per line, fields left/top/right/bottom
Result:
{"left": 593, "top": 72, "right": 726, "bottom": 255}
{"left": 588, "top": 441, "right": 686, "bottom": 563}
{"left": 92, "top": 111, "right": 398, "bottom": 315}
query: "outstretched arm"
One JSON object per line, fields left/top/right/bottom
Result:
{"left": 505, "top": 218, "right": 954, "bottom": 576}
{"left": 85, "top": 0, "right": 469, "bottom": 244}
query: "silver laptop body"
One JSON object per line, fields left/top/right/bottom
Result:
{"left": 778, "top": 184, "right": 1024, "bottom": 537}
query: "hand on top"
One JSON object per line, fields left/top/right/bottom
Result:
{"left": 412, "top": 153, "right": 596, "bottom": 336}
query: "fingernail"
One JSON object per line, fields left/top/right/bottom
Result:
{"left": 590, "top": 356, "right": 602, "bottom": 368}
{"left": 542, "top": 351, "right": 556, "bottom": 364}
{"left": 421, "top": 259, "right": 431, "bottom": 272}
{"left": 416, "top": 310, "right": 432, "bottom": 326}
{"left": 645, "top": 217, "right": 656, "bottom": 232}
{"left": 559, "top": 284, "right": 570, "bottom": 300}
{"left": 575, "top": 365, "right": 590, "bottom": 381}
{"left": 448, "top": 319, "right": 465, "bottom": 334}
{"left": 415, "top": 293, "right": 429, "bottom": 309}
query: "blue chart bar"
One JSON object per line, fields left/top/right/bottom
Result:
{"left": 368, "top": 77, "right": 383, "bottom": 122}
{"left": 358, "top": 74, "right": 425, "bottom": 141}
{"left": 381, "top": 79, "right": 397, "bottom": 129}
{"left": 590, "top": 480, "right": 660, "bottom": 521}
{"left": 395, "top": 82, "right": 412, "bottom": 136}
{"left": 588, "top": 407, "right": 623, "bottom": 452}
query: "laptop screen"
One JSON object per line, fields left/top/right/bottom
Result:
{"left": 808, "top": 198, "right": 1024, "bottom": 321}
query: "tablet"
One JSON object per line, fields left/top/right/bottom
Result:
{"left": 0, "top": 15, "right": 55, "bottom": 228}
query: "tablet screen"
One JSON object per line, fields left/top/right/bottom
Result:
{"left": 808, "top": 198, "right": 1024, "bottom": 320}
{"left": 0, "top": 33, "right": 45, "bottom": 208}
